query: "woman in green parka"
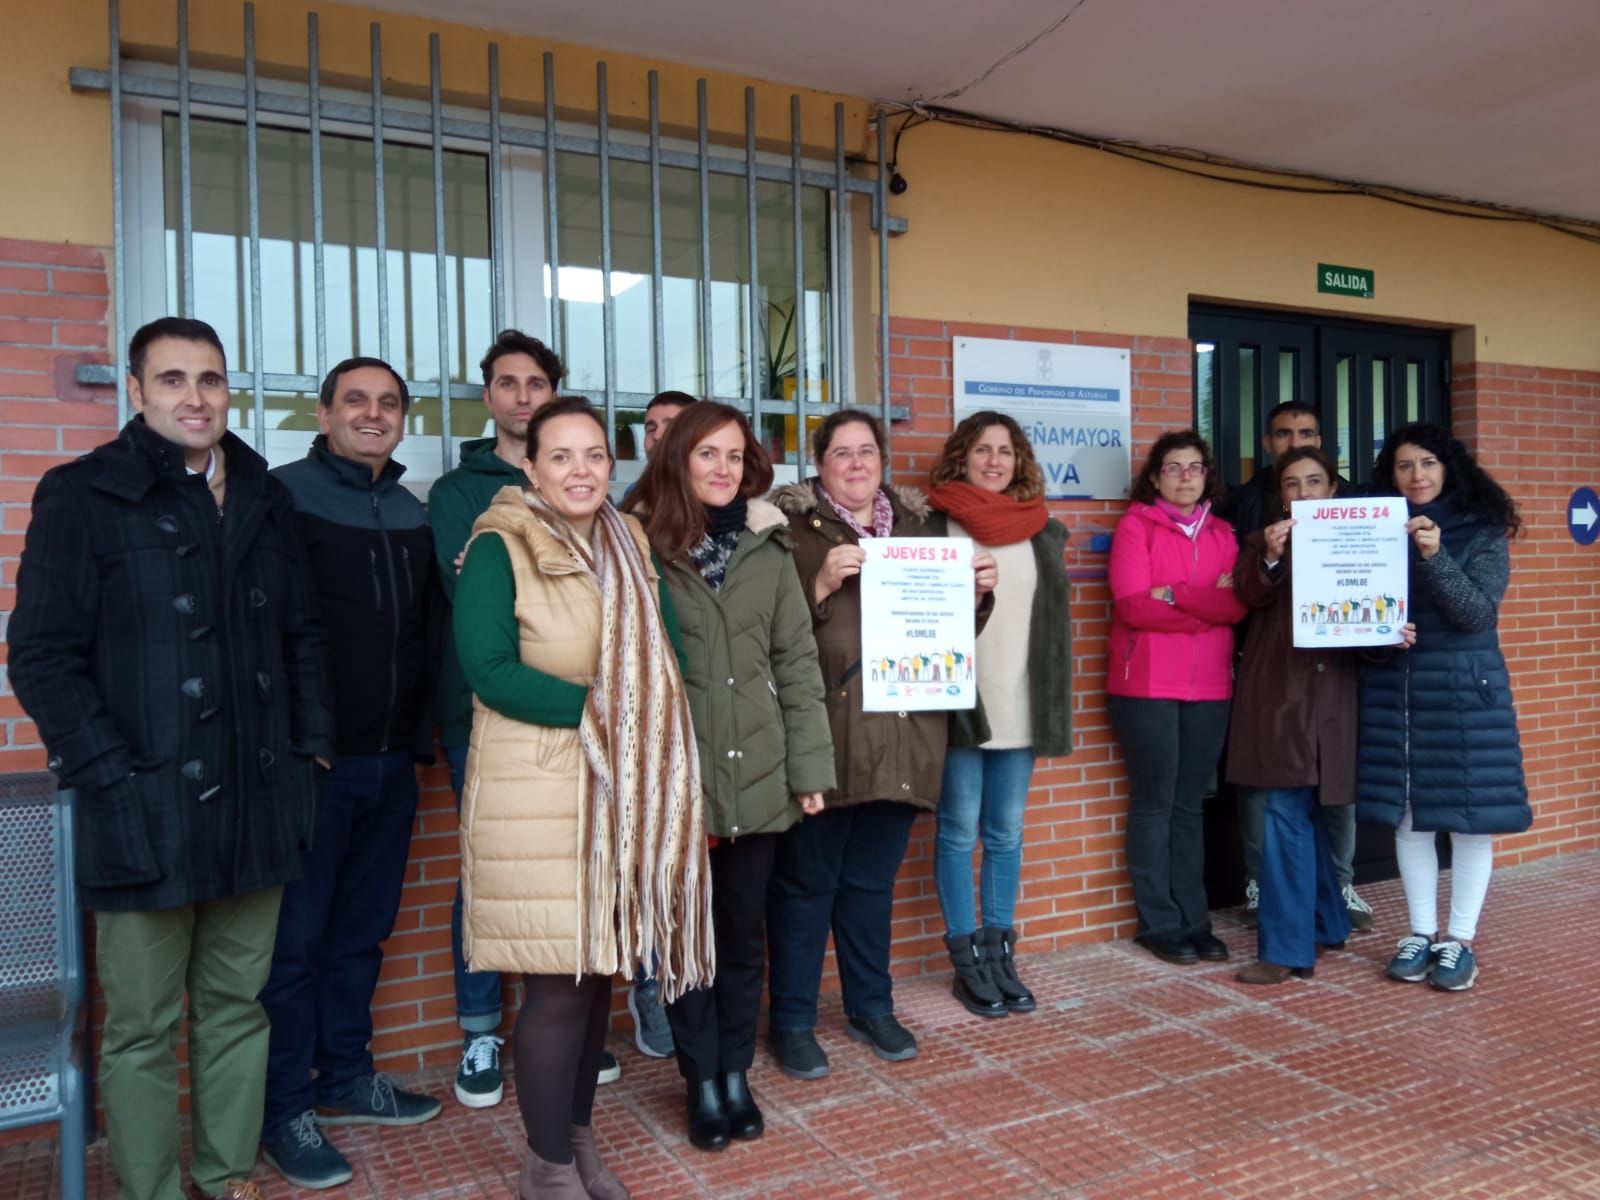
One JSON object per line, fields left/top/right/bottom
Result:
{"left": 623, "top": 402, "right": 835, "bottom": 1154}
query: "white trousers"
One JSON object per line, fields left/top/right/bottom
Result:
{"left": 1395, "top": 805, "right": 1494, "bottom": 942}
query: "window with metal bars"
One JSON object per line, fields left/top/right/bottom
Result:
{"left": 71, "top": 1, "right": 899, "bottom": 489}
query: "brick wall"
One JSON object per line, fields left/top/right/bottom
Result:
{"left": 0, "top": 237, "right": 118, "bottom": 767}
{"left": 1450, "top": 363, "right": 1600, "bottom": 862}
{"left": 1, "top": 241, "right": 1596, "bottom": 1090}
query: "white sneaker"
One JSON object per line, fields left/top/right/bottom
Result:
{"left": 1342, "top": 883, "right": 1374, "bottom": 931}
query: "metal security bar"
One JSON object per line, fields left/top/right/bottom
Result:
{"left": 71, "top": 0, "right": 907, "bottom": 477}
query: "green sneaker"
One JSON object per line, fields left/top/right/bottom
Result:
{"left": 597, "top": 1050, "right": 621, "bottom": 1085}
{"left": 454, "top": 1033, "right": 504, "bottom": 1109}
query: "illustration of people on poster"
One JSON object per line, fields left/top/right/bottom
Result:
{"left": 1289, "top": 499, "right": 1409, "bottom": 648}
{"left": 858, "top": 537, "right": 977, "bottom": 712}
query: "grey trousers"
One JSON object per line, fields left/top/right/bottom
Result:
{"left": 1239, "top": 787, "right": 1355, "bottom": 890}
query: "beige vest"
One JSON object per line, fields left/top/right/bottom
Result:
{"left": 459, "top": 487, "right": 656, "bottom": 976}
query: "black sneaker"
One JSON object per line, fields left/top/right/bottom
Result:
{"left": 316, "top": 1073, "right": 441, "bottom": 1127}
{"left": 454, "top": 1032, "right": 504, "bottom": 1109}
{"left": 596, "top": 1050, "right": 621, "bottom": 1085}
{"left": 262, "top": 1111, "right": 353, "bottom": 1190}
{"left": 769, "top": 1028, "right": 830, "bottom": 1079}
{"left": 846, "top": 1013, "right": 919, "bottom": 1062}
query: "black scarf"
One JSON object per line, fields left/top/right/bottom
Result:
{"left": 689, "top": 497, "right": 747, "bottom": 590}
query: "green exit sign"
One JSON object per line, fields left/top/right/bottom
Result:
{"left": 1318, "top": 263, "right": 1374, "bottom": 298}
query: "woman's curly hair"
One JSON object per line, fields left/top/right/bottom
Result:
{"left": 1371, "top": 422, "right": 1521, "bottom": 537}
{"left": 929, "top": 410, "right": 1045, "bottom": 502}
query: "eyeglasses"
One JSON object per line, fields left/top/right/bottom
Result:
{"left": 1159, "top": 462, "right": 1208, "bottom": 478}
{"left": 825, "top": 446, "right": 881, "bottom": 463}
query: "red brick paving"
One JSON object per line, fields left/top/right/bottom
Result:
{"left": 6, "top": 851, "right": 1600, "bottom": 1197}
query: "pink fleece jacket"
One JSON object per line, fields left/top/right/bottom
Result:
{"left": 1107, "top": 501, "right": 1247, "bottom": 700}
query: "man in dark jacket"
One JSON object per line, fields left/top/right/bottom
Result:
{"left": 1223, "top": 400, "right": 1370, "bottom": 933}
{"left": 8, "top": 317, "right": 334, "bottom": 1200}
{"left": 425, "top": 329, "right": 563, "bottom": 1107}
{"left": 259, "top": 356, "right": 442, "bottom": 1189}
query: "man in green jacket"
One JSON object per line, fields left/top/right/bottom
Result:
{"left": 427, "top": 329, "right": 564, "bottom": 1108}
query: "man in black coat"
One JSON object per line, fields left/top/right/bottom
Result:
{"left": 8, "top": 316, "right": 334, "bottom": 1200}
{"left": 258, "top": 356, "right": 442, "bottom": 1190}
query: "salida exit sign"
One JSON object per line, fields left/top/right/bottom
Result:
{"left": 1318, "top": 263, "right": 1374, "bottom": 299}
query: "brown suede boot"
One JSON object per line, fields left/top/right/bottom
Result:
{"left": 517, "top": 1148, "right": 590, "bottom": 1199}
{"left": 570, "top": 1124, "right": 631, "bottom": 1199}
{"left": 1235, "top": 960, "right": 1313, "bottom": 985}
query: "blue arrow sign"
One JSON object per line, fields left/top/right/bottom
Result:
{"left": 1569, "top": 486, "right": 1600, "bottom": 546}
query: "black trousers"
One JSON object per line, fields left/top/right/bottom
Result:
{"left": 1106, "top": 695, "right": 1231, "bottom": 941}
{"left": 666, "top": 832, "right": 778, "bottom": 1082}
{"left": 767, "top": 800, "right": 918, "bottom": 1030}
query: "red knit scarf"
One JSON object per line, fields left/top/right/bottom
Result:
{"left": 928, "top": 480, "right": 1048, "bottom": 545}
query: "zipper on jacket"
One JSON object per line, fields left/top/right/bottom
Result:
{"left": 368, "top": 548, "right": 383, "bottom": 609}
{"left": 1402, "top": 652, "right": 1411, "bottom": 811}
{"left": 372, "top": 491, "right": 401, "bottom": 754}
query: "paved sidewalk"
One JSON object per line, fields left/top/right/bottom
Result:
{"left": 6, "top": 851, "right": 1600, "bottom": 1198}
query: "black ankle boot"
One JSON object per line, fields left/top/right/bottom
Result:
{"left": 685, "top": 1079, "right": 729, "bottom": 1152}
{"left": 983, "top": 926, "right": 1036, "bottom": 1013}
{"left": 944, "top": 931, "right": 1008, "bottom": 1017}
{"left": 720, "top": 1070, "right": 764, "bottom": 1140}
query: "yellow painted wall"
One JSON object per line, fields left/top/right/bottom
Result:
{"left": 887, "top": 121, "right": 1600, "bottom": 371}
{"left": 0, "top": 0, "right": 872, "bottom": 248}
{"left": 7, "top": 0, "right": 1600, "bottom": 372}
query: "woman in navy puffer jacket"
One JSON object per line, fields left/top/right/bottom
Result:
{"left": 1358, "top": 422, "right": 1528, "bottom": 992}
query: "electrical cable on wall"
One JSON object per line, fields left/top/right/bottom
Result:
{"left": 877, "top": 101, "right": 1600, "bottom": 249}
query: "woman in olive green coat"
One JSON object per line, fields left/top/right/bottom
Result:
{"left": 623, "top": 402, "right": 834, "bottom": 1153}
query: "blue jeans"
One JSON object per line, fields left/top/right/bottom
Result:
{"left": 934, "top": 746, "right": 1036, "bottom": 936}
{"left": 261, "top": 751, "right": 418, "bottom": 1133}
{"left": 1258, "top": 788, "right": 1351, "bottom": 969}
{"left": 1239, "top": 786, "right": 1356, "bottom": 891}
{"left": 447, "top": 745, "right": 504, "bottom": 1034}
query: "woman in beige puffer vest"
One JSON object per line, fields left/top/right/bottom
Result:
{"left": 454, "top": 399, "right": 705, "bottom": 1200}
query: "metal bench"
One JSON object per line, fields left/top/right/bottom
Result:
{"left": 0, "top": 772, "right": 87, "bottom": 1200}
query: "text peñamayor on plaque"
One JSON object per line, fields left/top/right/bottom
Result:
{"left": 1289, "top": 499, "right": 1409, "bottom": 649}
{"left": 858, "top": 537, "right": 977, "bottom": 712}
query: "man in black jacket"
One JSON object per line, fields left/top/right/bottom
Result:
{"left": 8, "top": 317, "right": 334, "bottom": 1200}
{"left": 259, "top": 357, "right": 442, "bottom": 1189}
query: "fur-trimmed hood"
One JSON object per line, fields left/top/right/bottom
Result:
{"left": 768, "top": 479, "right": 931, "bottom": 522}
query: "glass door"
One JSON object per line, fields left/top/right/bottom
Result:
{"left": 1189, "top": 304, "right": 1452, "bottom": 896}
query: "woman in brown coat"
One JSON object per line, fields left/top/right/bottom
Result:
{"left": 455, "top": 398, "right": 711, "bottom": 1197}
{"left": 1227, "top": 447, "right": 1410, "bottom": 984}
{"left": 766, "top": 409, "right": 994, "bottom": 1078}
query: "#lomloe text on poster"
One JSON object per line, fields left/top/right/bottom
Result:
{"left": 858, "top": 537, "right": 977, "bottom": 712}
{"left": 1289, "top": 499, "right": 1409, "bottom": 648}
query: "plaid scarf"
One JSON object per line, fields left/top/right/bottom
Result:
{"left": 521, "top": 492, "right": 714, "bottom": 1001}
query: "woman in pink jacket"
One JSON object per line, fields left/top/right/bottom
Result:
{"left": 1107, "top": 430, "right": 1246, "bottom": 966}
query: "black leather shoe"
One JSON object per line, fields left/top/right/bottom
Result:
{"left": 1192, "top": 932, "right": 1230, "bottom": 962}
{"left": 845, "top": 1014, "right": 919, "bottom": 1061}
{"left": 1136, "top": 934, "right": 1198, "bottom": 964}
{"left": 721, "top": 1070, "right": 764, "bottom": 1141}
{"left": 685, "top": 1080, "right": 729, "bottom": 1152}
{"left": 768, "top": 1028, "right": 829, "bottom": 1080}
